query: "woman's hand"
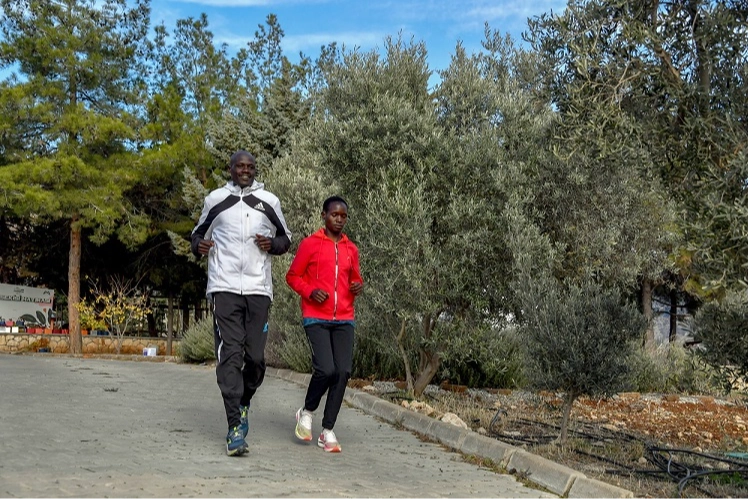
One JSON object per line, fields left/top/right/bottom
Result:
{"left": 350, "top": 281, "right": 364, "bottom": 296}
{"left": 310, "top": 289, "right": 329, "bottom": 303}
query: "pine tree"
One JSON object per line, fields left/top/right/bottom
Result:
{"left": 0, "top": 0, "right": 152, "bottom": 352}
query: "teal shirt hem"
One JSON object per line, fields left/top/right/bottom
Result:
{"left": 302, "top": 318, "right": 355, "bottom": 327}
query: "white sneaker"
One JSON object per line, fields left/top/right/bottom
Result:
{"left": 295, "top": 408, "right": 313, "bottom": 441}
{"left": 317, "top": 428, "right": 342, "bottom": 453}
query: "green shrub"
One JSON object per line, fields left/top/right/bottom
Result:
{"left": 438, "top": 326, "right": 525, "bottom": 389}
{"left": 265, "top": 327, "right": 289, "bottom": 369}
{"left": 519, "top": 278, "right": 645, "bottom": 398}
{"left": 277, "top": 325, "right": 312, "bottom": 373}
{"left": 629, "top": 343, "right": 719, "bottom": 394}
{"left": 695, "top": 291, "right": 748, "bottom": 393}
{"left": 178, "top": 316, "right": 215, "bottom": 363}
{"left": 353, "top": 331, "right": 405, "bottom": 380}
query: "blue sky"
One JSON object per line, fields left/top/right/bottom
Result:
{"left": 150, "top": 0, "right": 567, "bottom": 76}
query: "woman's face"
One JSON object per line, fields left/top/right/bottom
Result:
{"left": 323, "top": 202, "right": 348, "bottom": 236}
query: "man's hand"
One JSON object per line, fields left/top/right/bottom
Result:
{"left": 255, "top": 234, "right": 272, "bottom": 252}
{"left": 310, "top": 289, "right": 329, "bottom": 303}
{"left": 350, "top": 281, "right": 364, "bottom": 296}
{"left": 197, "top": 239, "right": 214, "bottom": 255}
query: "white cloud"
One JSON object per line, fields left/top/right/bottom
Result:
{"left": 212, "top": 30, "right": 385, "bottom": 55}
{"left": 464, "top": 0, "right": 567, "bottom": 21}
{"left": 368, "top": 0, "right": 565, "bottom": 26}
{"left": 212, "top": 33, "right": 252, "bottom": 49}
{"left": 356, "top": 0, "right": 565, "bottom": 46}
{"left": 283, "top": 31, "right": 386, "bottom": 53}
{"left": 169, "top": 0, "right": 331, "bottom": 6}
{"left": 171, "top": 0, "right": 272, "bottom": 5}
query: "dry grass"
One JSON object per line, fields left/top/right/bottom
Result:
{"left": 366, "top": 383, "right": 748, "bottom": 498}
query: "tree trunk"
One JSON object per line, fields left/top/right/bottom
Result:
{"left": 146, "top": 295, "right": 156, "bottom": 336}
{"left": 641, "top": 278, "right": 656, "bottom": 351}
{"left": 412, "top": 351, "right": 440, "bottom": 398}
{"left": 669, "top": 289, "right": 678, "bottom": 343}
{"left": 557, "top": 392, "right": 577, "bottom": 445}
{"left": 182, "top": 301, "right": 190, "bottom": 332}
{"left": 195, "top": 300, "right": 203, "bottom": 321}
{"left": 412, "top": 313, "right": 442, "bottom": 397}
{"left": 687, "top": 0, "right": 711, "bottom": 97}
{"left": 166, "top": 293, "right": 173, "bottom": 356}
{"left": 68, "top": 218, "right": 82, "bottom": 354}
{"left": 394, "top": 317, "right": 413, "bottom": 393}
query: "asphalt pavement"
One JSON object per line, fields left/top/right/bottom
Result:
{"left": 0, "top": 354, "right": 557, "bottom": 498}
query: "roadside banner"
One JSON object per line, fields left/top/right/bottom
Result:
{"left": 0, "top": 283, "right": 55, "bottom": 327}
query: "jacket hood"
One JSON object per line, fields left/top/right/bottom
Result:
{"left": 225, "top": 180, "right": 264, "bottom": 194}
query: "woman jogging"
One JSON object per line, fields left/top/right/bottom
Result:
{"left": 285, "top": 195, "right": 363, "bottom": 453}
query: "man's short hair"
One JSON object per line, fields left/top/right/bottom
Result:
{"left": 230, "top": 150, "right": 255, "bottom": 167}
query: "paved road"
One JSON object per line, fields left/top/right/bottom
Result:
{"left": 0, "top": 354, "right": 555, "bottom": 498}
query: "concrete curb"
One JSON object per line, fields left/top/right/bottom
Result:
{"left": 12, "top": 351, "right": 180, "bottom": 362}
{"left": 270, "top": 367, "right": 634, "bottom": 498}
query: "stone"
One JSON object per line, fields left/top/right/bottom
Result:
{"left": 618, "top": 392, "right": 641, "bottom": 400}
{"left": 440, "top": 412, "right": 468, "bottom": 429}
{"left": 409, "top": 400, "right": 436, "bottom": 416}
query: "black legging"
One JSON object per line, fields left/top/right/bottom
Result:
{"left": 303, "top": 322, "right": 354, "bottom": 430}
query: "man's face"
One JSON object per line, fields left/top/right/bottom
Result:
{"left": 230, "top": 154, "right": 256, "bottom": 188}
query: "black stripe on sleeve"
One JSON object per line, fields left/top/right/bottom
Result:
{"left": 191, "top": 195, "right": 241, "bottom": 255}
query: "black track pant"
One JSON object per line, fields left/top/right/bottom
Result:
{"left": 212, "top": 292, "right": 270, "bottom": 430}
{"left": 303, "top": 322, "right": 354, "bottom": 430}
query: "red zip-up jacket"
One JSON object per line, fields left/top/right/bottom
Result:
{"left": 285, "top": 228, "right": 362, "bottom": 321}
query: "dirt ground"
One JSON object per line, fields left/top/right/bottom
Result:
{"left": 351, "top": 380, "right": 748, "bottom": 498}
{"left": 571, "top": 392, "right": 748, "bottom": 450}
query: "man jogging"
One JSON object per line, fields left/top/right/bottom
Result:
{"left": 191, "top": 150, "right": 291, "bottom": 456}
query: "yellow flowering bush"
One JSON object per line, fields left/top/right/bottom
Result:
{"left": 76, "top": 299, "right": 108, "bottom": 331}
{"left": 77, "top": 277, "right": 152, "bottom": 353}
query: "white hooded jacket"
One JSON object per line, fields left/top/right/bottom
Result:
{"left": 191, "top": 180, "right": 291, "bottom": 300}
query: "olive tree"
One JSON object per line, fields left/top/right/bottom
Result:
{"left": 526, "top": 0, "right": 748, "bottom": 347}
{"left": 518, "top": 276, "right": 646, "bottom": 443}
{"left": 281, "top": 32, "right": 558, "bottom": 396}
